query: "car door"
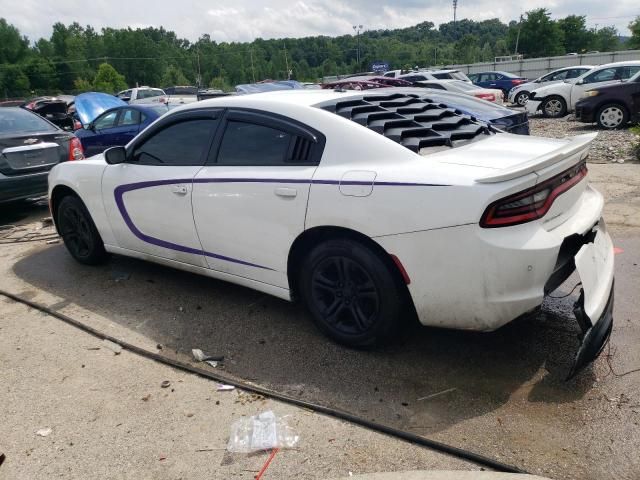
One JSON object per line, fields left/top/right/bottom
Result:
{"left": 478, "top": 73, "right": 496, "bottom": 89}
{"left": 191, "top": 109, "right": 324, "bottom": 288}
{"left": 101, "top": 110, "right": 221, "bottom": 267}
{"left": 110, "top": 108, "right": 142, "bottom": 146}
{"left": 83, "top": 110, "right": 119, "bottom": 156}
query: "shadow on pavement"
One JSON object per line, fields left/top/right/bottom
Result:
{"left": 12, "top": 244, "right": 595, "bottom": 435}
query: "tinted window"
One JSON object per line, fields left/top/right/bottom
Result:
{"left": 567, "top": 69, "right": 587, "bottom": 79}
{"left": 480, "top": 73, "right": 496, "bottom": 82}
{"left": 118, "top": 109, "right": 141, "bottom": 126}
{"left": 623, "top": 66, "right": 640, "bottom": 79}
{"left": 548, "top": 70, "right": 569, "bottom": 81}
{"left": 94, "top": 111, "right": 118, "bottom": 130}
{"left": 132, "top": 119, "right": 217, "bottom": 166}
{"left": 216, "top": 121, "right": 292, "bottom": 166}
{"left": 420, "top": 83, "right": 446, "bottom": 90}
{"left": 433, "top": 73, "right": 451, "bottom": 80}
{"left": 0, "top": 108, "right": 57, "bottom": 134}
{"left": 137, "top": 89, "right": 164, "bottom": 99}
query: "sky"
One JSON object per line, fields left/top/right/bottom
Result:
{"left": 0, "top": 0, "right": 637, "bottom": 43}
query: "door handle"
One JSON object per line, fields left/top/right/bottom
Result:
{"left": 171, "top": 185, "right": 188, "bottom": 195}
{"left": 275, "top": 187, "right": 297, "bottom": 198}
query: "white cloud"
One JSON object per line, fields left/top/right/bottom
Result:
{"left": 0, "top": 0, "right": 636, "bottom": 43}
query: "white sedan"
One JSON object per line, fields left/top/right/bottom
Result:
{"left": 415, "top": 79, "right": 504, "bottom": 104}
{"left": 48, "top": 90, "right": 614, "bottom": 377}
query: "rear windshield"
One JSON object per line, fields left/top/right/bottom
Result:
{"left": 0, "top": 108, "right": 57, "bottom": 134}
{"left": 165, "top": 87, "right": 198, "bottom": 96}
{"left": 138, "top": 89, "right": 165, "bottom": 99}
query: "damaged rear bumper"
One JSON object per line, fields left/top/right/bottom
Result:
{"left": 566, "top": 218, "right": 615, "bottom": 378}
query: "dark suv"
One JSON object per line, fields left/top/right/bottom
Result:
{"left": 575, "top": 72, "right": 640, "bottom": 129}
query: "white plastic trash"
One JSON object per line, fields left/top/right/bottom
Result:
{"left": 227, "top": 410, "right": 300, "bottom": 453}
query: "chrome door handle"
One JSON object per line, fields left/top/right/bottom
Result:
{"left": 172, "top": 185, "right": 188, "bottom": 195}
{"left": 275, "top": 187, "right": 297, "bottom": 198}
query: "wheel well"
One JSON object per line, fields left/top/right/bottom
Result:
{"left": 597, "top": 102, "right": 629, "bottom": 115}
{"left": 287, "top": 226, "right": 413, "bottom": 304}
{"left": 50, "top": 185, "right": 80, "bottom": 232}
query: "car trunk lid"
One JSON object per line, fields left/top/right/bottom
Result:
{"left": 0, "top": 133, "right": 70, "bottom": 175}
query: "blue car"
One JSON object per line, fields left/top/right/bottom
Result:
{"left": 467, "top": 71, "right": 527, "bottom": 97}
{"left": 74, "top": 92, "right": 171, "bottom": 157}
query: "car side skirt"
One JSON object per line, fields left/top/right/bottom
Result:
{"left": 104, "top": 244, "right": 292, "bottom": 302}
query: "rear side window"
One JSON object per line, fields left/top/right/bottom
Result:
{"left": 137, "top": 89, "right": 164, "bottom": 99}
{"left": 216, "top": 121, "right": 292, "bottom": 166}
{"left": 118, "top": 109, "right": 141, "bottom": 126}
{"left": 0, "top": 108, "right": 57, "bottom": 134}
{"left": 433, "top": 73, "right": 451, "bottom": 80}
{"left": 132, "top": 119, "right": 217, "bottom": 166}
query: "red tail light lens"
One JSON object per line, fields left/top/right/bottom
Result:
{"left": 511, "top": 79, "right": 525, "bottom": 85}
{"left": 68, "top": 137, "right": 85, "bottom": 161}
{"left": 480, "top": 162, "right": 588, "bottom": 228}
{"left": 475, "top": 93, "right": 496, "bottom": 102}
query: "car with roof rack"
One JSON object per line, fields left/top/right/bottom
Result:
{"left": 48, "top": 89, "right": 614, "bottom": 378}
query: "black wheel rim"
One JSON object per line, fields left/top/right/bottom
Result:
{"left": 60, "top": 206, "right": 93, "bottom": 258}
{"left": 310, "top": 256, "right": 380, "bottom": 336}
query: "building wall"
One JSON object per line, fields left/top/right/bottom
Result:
{"left": 446, "top": 50, "right": 640, "bottom": 79}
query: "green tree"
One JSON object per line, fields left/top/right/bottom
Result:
{"left": 160, "top": 65, "right": 189, "bottom": 86}
{"left": 0, "top": 65, "right": 30, "bottom": 97}
{"left": 629, "top": 17, "right": 640, "bottom": 49}
{"left": 92, "top": 63, "right": 127, "bottom": 93}
{"left": 594, "top": 27, "right": 620, "bottom": 52}
{"left": 0, "top": 18, "right": 29, "bottom": 64}
{"left": 558, "top": 15, "right": 594, "bottom": 53}
{"left": 511, "top": 9, "right": 564, "bottom": 57}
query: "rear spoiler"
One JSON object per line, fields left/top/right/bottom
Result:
{"left": 476, "top": 133, "right": 597, "bottom": 184}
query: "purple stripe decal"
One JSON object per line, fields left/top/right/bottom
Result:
{"left": 114, "top": 177, "right": 449, "bottom": 270}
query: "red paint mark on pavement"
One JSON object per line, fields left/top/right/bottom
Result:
{"left": 614, "top": 247, "right": 624, "bottom": 255}
{"left": 255, "top": 448, "right": 279, "bottom": 480}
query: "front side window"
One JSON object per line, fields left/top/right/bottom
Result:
{"left": 622, "top": 66, "right": 640, "bottom": 80}
{"left": 567, "top": 69, "right": 587, "bottom": 79}
{"left": 132, "top": 118, "right": 217, "bottom": 166}
{"left": 94, "top": 111, "right": 118, "bottom": 130}
{"left": 216, "top": 121, "right": 292, "bottom": 166}
{"left": 548, "top": 70, "right": 569, "bottom": 81}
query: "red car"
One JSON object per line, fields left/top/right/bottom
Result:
{"left": 322, "top": 76, "right": 412, "bottom": 90}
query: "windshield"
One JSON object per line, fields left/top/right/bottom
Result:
{"left": 165, "top": 86, "right": 198, "bottom": 96}
{"left": 448, "top": 81, "right": 477, "bottom": 92}
{"left": 137, "top": 89, "right": 165, "bottom": 99}
{"left": 0, "top": 108, "right": 57, "bottom": 134}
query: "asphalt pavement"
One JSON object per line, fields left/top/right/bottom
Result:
{"left": 1, "top": 163, "right": 639, "bottom": 479}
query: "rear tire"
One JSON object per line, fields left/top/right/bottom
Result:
{"left": 596, "top": 104, "right": 628, "bottom": 130}
{"left": 541, "top": 96, "right": 567, "bottom": 118}
{"left": 57, "top": 196, "right": 108, "bottom": 265}
{"left": 300, "top": 239, "right": 404, "bottom": 347}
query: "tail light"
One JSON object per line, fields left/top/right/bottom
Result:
{"left": 73, "top": 119, "right": 82, "bottom": 131}
{"left": 480, "top": 162, "right": 588, "bottom": 228}
{"left": 511, "top": 79, "right": 525, "bottom": 85}
{"left": 475, "top": 93, "right": 496, "bottom": 102}
{"left": 68, "top": 137, "right": 85, "bottom": 161}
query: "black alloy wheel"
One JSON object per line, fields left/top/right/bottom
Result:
{"left": 57, "top": 196, "right": 108, "bottom": 265}
{"left": 301, "top": 239, "right": 404, "bottom": 347}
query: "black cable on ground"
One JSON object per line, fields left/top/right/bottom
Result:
{"left": 0, "top": 288, "right": 528, "bottom": 475}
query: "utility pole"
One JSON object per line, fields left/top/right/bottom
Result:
{"left": 283, "top": 41, "right": 291, "bottom": 79}
{"left": 453, "top": 0, "right": 458, "bottom": 23}
{"left": 352, "top": 25, "right": 363, "bottom": 71}
{"left": 196, "top": 50, "right": 202, "bottom": 88}
{"left": 514, "top": 15, "right": 523, "bottom": 54}
{"left": 250, "top": 49, "right": 256, "bottom": 83}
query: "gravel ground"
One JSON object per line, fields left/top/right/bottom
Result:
{"left": 527, "top": 114, "right": 638, "bottom": 164}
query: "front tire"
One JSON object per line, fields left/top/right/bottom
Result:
{"left": 541, "top": 96, "right": 567, "bottom": 118}
{"left": 596, "top": 104, "right": 628, "bottom": 130}
{"left": 514, "top": 91, "right": 529, "bottom": 106}
{"left": 57, "top": 196, "right": 108, "bottom": 265}
{"left": 300, "top": 239, "right": 404, "bottom": 347}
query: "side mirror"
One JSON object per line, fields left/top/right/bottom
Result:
{"left": 104, "top": 146, "right": 127, "bottom": 165}
{"left": 575, "top": 79, "right": 584, "bottom": 85}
